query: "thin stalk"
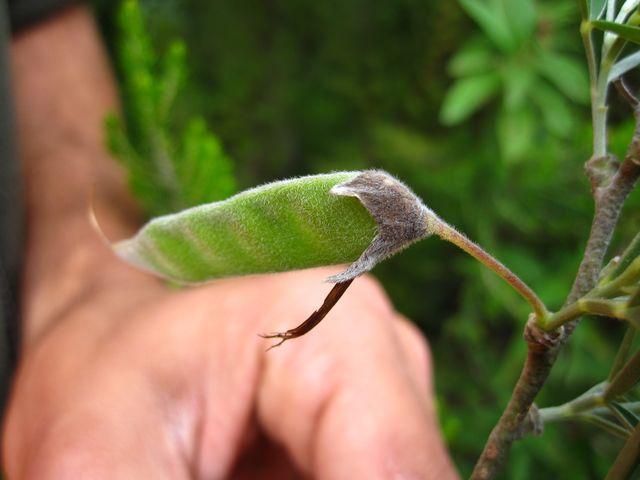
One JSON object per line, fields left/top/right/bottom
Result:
{"left": 604, "top": 350, "right": 640, "bottom": 401}
{"left": 607, "top": 231, "right": 640, "bottom": 280}
{"left": 595, "top": 256, "right": 640, "bottom": 298}
{"left": 593, "top": 60, "right": 612, "bottom": 158}
{"left": 581, "top": 19, "right": 602, "bottom": 155}
{"left": 543, "top": 298, "right": 628, "bottom": 331}
{"left": 606, "top": 403, "right": 635, "bottom": 431}
{"left": 433, "top": 221, "right": 549, "bottom": 321}
{"left": 538, "top": 391, "right": 605, "bottom": 423}
{"left": 583, "top": 414, "right": 633, "bottom": 439}
{"left": 605, "top": 422, "right": 640, "bottom": 480}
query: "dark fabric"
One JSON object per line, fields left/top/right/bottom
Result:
{"left": 0, "top": 0, "right": 21, "bottom": 417}
{"left": 8, "top": 0, "right": 78, "bottom": 31}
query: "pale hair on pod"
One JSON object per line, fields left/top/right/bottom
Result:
{"left": 327, "top": 170, "right": 440, "bottom": 283}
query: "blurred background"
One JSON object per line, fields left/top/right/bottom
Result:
{"left": 92, "top": 0, "right": 640, "bottom": 477}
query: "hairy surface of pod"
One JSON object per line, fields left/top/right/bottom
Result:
{"left": 112, "top": 170, "right": 435, "bottom": 284}
{"left": 114, "top": 172, "right": 377, "bottom": 283}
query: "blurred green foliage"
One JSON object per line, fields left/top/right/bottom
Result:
{"left": 93, "top": 0, "right": 640, "bottom": 477}
{"left": 104, "top": 0, "right": 236, "bottom": 216}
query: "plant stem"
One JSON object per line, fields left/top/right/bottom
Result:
{"left": 608, "top": 231, "right": 640, "bottom": 279}
{"left": 471, "top": 100, "right": 640, "bottom": 480}
{"left": 434, "top": 221, "right": 549, "bottom": 321}
{"left": 605, "top": 422, "right": 640, "bottom": 480}
{"left": 581, "top": 20, "right": 600, "bottom": 152}
{"left": 543, "top": 298, "right": 629, "bottom": 331}
{"left": 471, "top": 316, "right": 561, "bottom": 480}
{"left": 538, "top": 391, "right": 605, "bottom": 423}
{"left": 567, "top": 126, "right": 640, "bottom": 310}
{"left": 594, "top": 256, "right": 640, "bottom": 299}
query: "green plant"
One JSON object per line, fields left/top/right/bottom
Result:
{"left": 105, "top": 0, "right": 236, "bottom": 217}
{"left": 440, "top": 0, "right": 588, "bottom": 162}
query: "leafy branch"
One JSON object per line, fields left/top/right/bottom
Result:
{"left": 471, "top": 1, "right": 640, "bottom": 477}
{"left": 106, "top": 0, "right": 236, "bottom": 217}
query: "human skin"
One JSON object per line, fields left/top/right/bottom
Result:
{"left": 2, "top": 5, "right": 458, "bottom": 479}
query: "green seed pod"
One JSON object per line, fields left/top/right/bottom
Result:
{"left": 110, "top": 170, "right": 435, "bottom": 284}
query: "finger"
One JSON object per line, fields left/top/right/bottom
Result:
{"left": 256, "top": 273, "right": 458, "bottom": 479}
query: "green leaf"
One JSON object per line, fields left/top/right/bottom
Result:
{"left": 534, "top": 50, "right": 590, "bottom": 104}
{"left": 447, "top": 39, "right": 495, "bottom": 77}
{"left": 440, "top": 73, "right": 500, "bottom": 125}
{"left": 582, "top": 412, "right": 632, "bottom": 438}
{"left": 592, "top": 19, "right": 640, "bottom": 44}
{"left": 530, "top": 83, "right": 575, "bottom": 137}
{"left": 497, "top": 107, "right": 535, "bottom": 162}
{"left": 177, "top": 117, "right": 236, "bottom": 207}
{"left": 502, "top": 66, "right": 534, "bottom": 109}
{"left": 457, "top": 0, "right": 516, "bottom": 52}
{"left": 502, "top": 0, "right": 537, "bottom": 46}
{"left": 108, "top": 171, "right": 434, "bottom": 285}
{"left": 157, "top": 41, "right": 188, "bottom": 126}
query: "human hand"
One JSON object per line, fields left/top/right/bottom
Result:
{"left": 3, "top": 266, "right": 457, "bottom": 479}
{"left": 6, "top": 6, "right": 456, "bottom": 478}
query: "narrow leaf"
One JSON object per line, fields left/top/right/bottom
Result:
{"left": 611, "top": 401, "right": 640, "bottom": 428}
{"left": 592, "top": 19, "right": 640, "bottom": 44}
{"left": 534, "top": 50, "right": 590, "bottom": 104}
{"left": 609, "top": 51, "right": 640, "bottom": 81}
{"left": 502, "top": 0, "right": 537, "bottom": 46}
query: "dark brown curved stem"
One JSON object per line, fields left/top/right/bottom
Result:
{"left": 260, "top": 279, "right": 354, "bottom": 350}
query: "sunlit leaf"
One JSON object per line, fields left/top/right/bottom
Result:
{"left": 458, "top": 0, "right": 516, "bottom": 52}
{"left": 502, "top": 0, "right": 537, "bottom": 46}
{"left": 534, "top": 50, "right": 590, "bottom": 104}
{"left": 447, "top": 39, "right": 495, "bottom": 77}
{"left": 440, "top": 73, "right": 500, "bottom": 125}
{"left": 177, "top": 117, "right": 236, "bottom": 207}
